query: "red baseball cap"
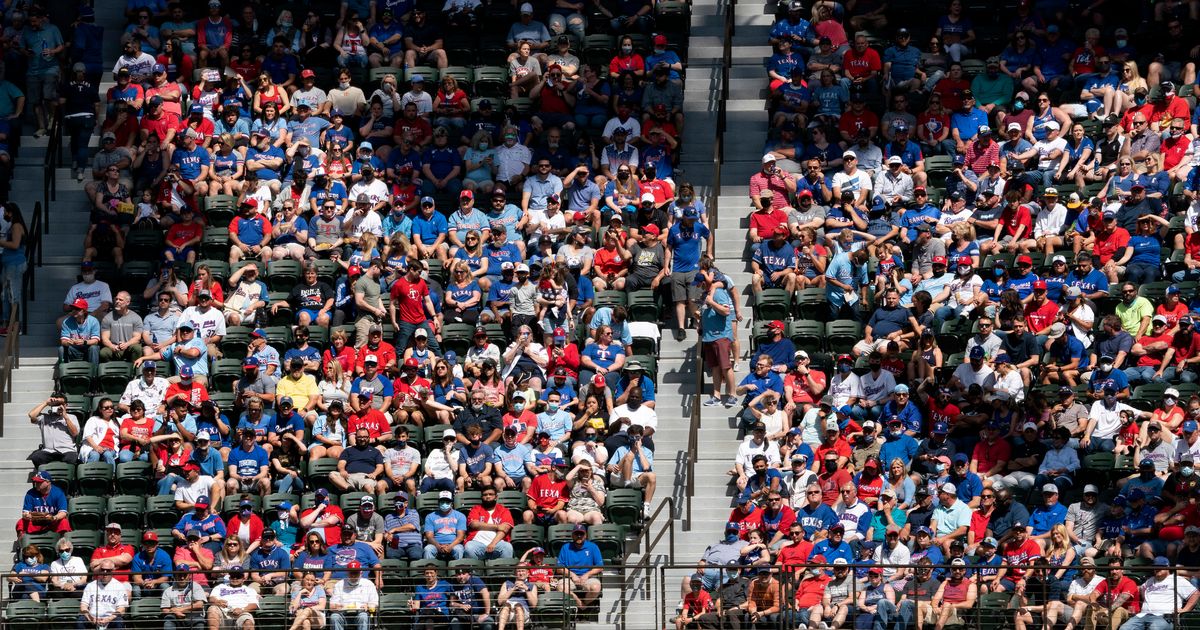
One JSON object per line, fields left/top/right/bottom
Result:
{"left": 347, "top": 265, "right": 363, "bottom": 276}
{"left": 404, "top": 358, "right": 419, "bottom": 368}
{"left": 573, "top": 211, "right": 586, "bottom": 223}
{"left": 71, "top": 298, "right": 89, "bottom": 310}
{"left": 592, "top": 374, "right": 606, "bottom": 388}
{"left": 1033, "top": 280, "right": 1048, "bottom": 290}
{"left": 931, "top": 256, "right": 947, "bottom": 265}
{"left": 1016, "top": 255, "right": 1033, "bottom": 266}
{"left": 300, "top": 69, "right": 315, "bottom": 79}
{"left": 767, "top": 320, "right": 785, "bottom": 331}
{"left": 653, "top": 34, "right": 668, "bottom": 46}
{"left": 643, "top": 223, "right": 660, "bottom": 236}
{"left": 346, "top": 561, "right": 362, "bottom": 570}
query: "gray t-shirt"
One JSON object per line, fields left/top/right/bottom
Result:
{"left": 348, "top": 512, "right": 387, "bottom": 541}
{"left": 102, "top": 310, "right": 144, "bottom": 345}
{"left": 92, "top": 147, "right": 133, "bottom": 177}
{"left": 510, "top": 281, "right": 538, "bottom": 316}
{"left": 912, "top": 238, "right": 947, "bottom": 275}
{"left": 37, "top": 410, "right": 78, "bottom": 454}
{"left": 354, "top": 275, "right": 382, "bottom": 323}
{"left": 628, "top": 242, "right": 665, "bottom": 283}
{"left": 789, "top": 204, "right": 828, "bottom": 238}
{"left": 1066, "top": 501, "right": 1104, "bottom": 543}
{"left": 1053, "top": 401, "right": 1090, "bottom": 435}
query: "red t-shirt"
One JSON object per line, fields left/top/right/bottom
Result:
{"left": 1093, "top": 227, "right": 1130, "bottom": 263}
{"left": 166, "top": 220, "right": 205, "bottom": 248}
{"left": 92, "top": 544, "right": 136, "bottom": 582}
{"left": 749, "top": 208, "right": 789, "bottom": 238}
{"left": 119, "top": 417, "right": 155, "bottom": 452}
{"left": 465, "top": 504, "right": 515, "bottom": 542}
{"left": 139, "top": 111, "right": 181, "bottom": 144}
{"left": 928, "top": 398, "right": 962, "bottom": 426}
{"left": 527, "top": 474, "right": 567, "bottom": 511}
{"left": 971, "top": 438, "right": 1012, "bottom": 474}
{"left": 545, "top": 343, "right": 581, "bottom": 378}
{"left": 347, "top": 408, "right": 392, "bottom": 439}
{"left": 1185, "top": 232, "right": 1200, "bottom": 260}
{"left": 1162, "top": 134, "right": 1191, "bottom": 171}
{"left": 392, "top": 376, "right": 431, "bottom": 409}
{"left": 1135, "top": 332, "right": 1174, "bottom": 367}
{"left": 933, "top": 79, "right": 971, "bottom": 111}
{"left": 1000, "top": 538, "right": 1042, "bottom": 578}
{"left": 176, "top": 117, "right": 216, "bottom": 145}
{"left": 842, "top": 47, "right": 881, "bottom": 79}
{"left": 300, "top": 504, "right": 345, "bottom": 545}
{"left": 1157, "top": 302, "right": 1190, "bottom": 329}
{"left": 357, "top": 342, "right": 397, "bottom": 372}
{"left": 390, "top": 277, "right": 430, "bottom": 324}
{"left": 727, "top": 506, "right": 764, "bottom": 539}
{"left": 165, "top": 381, "right": 210, "bottom": 408}
{"left": 1023, "top": 300, "right": 1061, "bottom": 333}
{"left": 777, "top": 540, "right": 815, "bottom": 573}
{"left": 593, "top": 247, "right": 626, "bottom": 277}
{"left": 1000, "top": 204, "right": 1033, "bottom": 239}
{"left": 1094, "top": 576, "right": 1141, "bottom": 613}
{"left": 1172, "top": 331, "right": 1200, "bottom": 368}
{"left": 1069, "top": 46, "right": 1106, "bottom": 75}
{"left": 817, "top": 469, "right": 852, "bottom": 506}
{"left": 1149, "top": 96, "right": 1191, "bottom": 131}
{"left": 838, "top": 109, "right": 880, "bottom": 139}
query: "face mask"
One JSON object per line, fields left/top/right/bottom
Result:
{"left": 25, "top": 557, "right": 37, "bottom": 566}
{"left": 513, "top": 403, "right": 525, "bottom": 413}
{"left": 617, "top": 172, "right": 630, "bottom": 181}
{"left": 479, "top": 141, "right": 489, "bottom": 150}
{"left": 994, "top": 269, "right": 1004, "bottom": 278}
{"left": 241, "top": 508, "right": 251, "bottom": 517}
{"left": 1100, "top": 363, "right": 1112, "bottom": 373}
{"left": 890, "top": 428, "right": 903, "bottom": 437}
{"left": 838, "top": 364, "right": 852, "bottom": 373}
{"left": 861, "top": 435, "right": 875, "bottom": 443}
{"left": 1166, "top": 398, "right": 1178, "bottom": 407}
{"left": 1117, "top": 39, "right": 1128, "bottom": 48}
{"left": 724, "top": 533, "right": 740, "bottom": 543}
{"left": 585, "top": 434, "right": 596, "bottom": 442}
{"left": 82, "top": 272, "right": 96, "bottom": 283}
{"left": 936, "top": 463, "right": 947, "bottom": 473}
{"left": 1135, "top": 95, "right": 1147, "bottom": 105}
{"left": 547, "top": 402, "right": 559, "bottom": 412}
{"left": 1185, "top": 466, "right": 1196, "bottom": 477}
{"left": 622, "top": 45, "right": 633, "bottom": 54}
{"left": 471, "top": 403, "right": 483, "bottom": 411}
{"left": 439, "top": 501, "right": 452, "bottom": 511}
{"left": 59, "top": 551, "right": 70, "bottom": 562}
{"left": 469, "top": 437, "right": 481, "bottom": 445}
{"left": 280, "top": 19, "right": 292, "bottom": 28}
{"left": 1104, "top": 395, "right": 1117, "bottom": 406}
{"left": 1013, "top": 100, "right": 1025, "bottom": 112}
{"left": 824, "top": 461, "right": 837, "bottom": 473}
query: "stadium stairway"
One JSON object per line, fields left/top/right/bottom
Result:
{"left": 0, "top": 0, "right": 127, "bottom": 555}
{"left": 665, "top": 0, "right": 772, "bottom": 578}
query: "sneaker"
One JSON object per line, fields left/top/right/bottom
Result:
{"left": 673, "top": 328, "right": 686, "bottom": 342}
{"left": 643, "top": 502, "right": 651, "bottom": 517}
{"left": 723, "top": 395, "right": 738, "bottom": 408}
{"left": 33, "top": 128, "right": 46, "bottom": 138}
{"left": 702, "top": 396, "right": 722, "bottom": 407}
{"left": 75, "top": 168, "right": 84, "bottom": 182}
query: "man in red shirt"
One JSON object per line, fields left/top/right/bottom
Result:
{"left": 356, "top": 326, "right": 397, "bottom": 375}
{"left": 347, "top": 393, "right": 392, "bottom": 443}
{"left": 726, "top": 496, "right": 764, "bottom": 540}
{"left": 970, "top": 423, "right": 1012, "bottom": 481}
{"left": 1089, "top": 558, "right": 1140, "bottom": 628}
{"left": 1127, "top": 315, "right": 1176, "bottom": 385}
{"left": 838, "top": 98, "right": 880, "bottom": 143}
{"left": 1147, "top": 81, "right": 1191, "bottom": 132}
{"left": 775, "top": 525, "right": 814, "bottom": 573}
{"left": 464, "top": 486, "right": 516, "bottom": 559}
{"left": 842, "top": 34, "right": 881, "bottom": 93}
{"left": 749, "top": 154, "right": 796, "bottom": 212}
{"left": 1167, "top": 316, "right": 1200, "bottom": 383}
{"left": 748, "top": 201, "right": 789, "bottom": 243}
{"left": 164, "top": 371, "right": 210, "bottom": 410}
{"left": 1093, "top": 211, "right": 1130, "bottom": 266}
{"left": 994, "top": 195, "right": 1032, "bottom": 252}
{"left": 392, "top": 357, "right": 433, "bottom": 426}
{"left": 164, "top": 206, "right": 204, "bottom": 265}
{"left": 816, "top": 451, "right": 852, "bottom": 506}
{"left": 997, "top": 521, "right": 1041, "bottom": 589}
{"left": 389, "top": 261, "right": 441, "bottom": 355}
{"left": 90, "top": 523, "right": 135, "bottom": 581}
{"left": 1023, "top": 281, "right": 1061, "bottom": 338}
{"left": 139, "top": 95, "right": 180, "bottom": 145}
{"left": 523, "top": 462, "right": 568, "bottom": 526}
{"left": 299, "top": 487, "right": 345, "bottom": 545}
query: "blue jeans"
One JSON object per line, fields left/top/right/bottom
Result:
{"left": 77, "top": 615, "right": 126, "bottom": 630}
{"left": 394, "top": 320, "right": 441, "bottom": 355}
{"left": 1124, "top": 365, "right": 1167, "bottom": 386}
{"left": 896, "top": 599, "right": 916, "bottom": 629}
{"left": 1161, "top": 366, "right": 1200, "bottom": 383}
{"left": 423, "top": 543, "right": 464, "bottom": 560}
{"left": 1173, "top": 268, "right": 1200, "bottom": 283}
{"left": 118, "top": 449, "right": 148, "bottom": 463}
{"left": 1087, "top": 437, "right": 1116, "bottom": 453}
{"left": 331, "top": 610, "right": 371, "bottom": 630}
{"left": 157, "top": 473, "right": 183, "bottom": 495}
{"left": 1126, "top": 263, "right": 1160, "bottom": 285}
{"left": 854, "top": 599, "right": 895, "bottom": 630}
{"left": 465, "top": 539, "right": 514, "bottom": 560}
{"left": 1118, "top": 614, "right": 1172, "bottom": 630}
{"left": 579, "top": 368, "right": 620, "bottom": 393}
{"left": 65, "top": 115, "right": 95, "bottom": 170}
{"left": 275, "top": 474, "right": 305, "bottom": 494}
{"left": 386, "top": 542, "right": 423, "bottom": 560}
{"left": 85, "top": 449, "right": 117, "bottom": 465}
{"left": 419, "top": 477, "right": 455, "bottom": 494}
{"left": 2, "top": 257, "right": 25, "bottom": 322}
{"left": 60, "top": 344, "right": 99, "bottom": 363}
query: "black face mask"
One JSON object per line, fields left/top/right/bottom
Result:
{"left": 824, "top": 461, "right": 837, "bottom": 473}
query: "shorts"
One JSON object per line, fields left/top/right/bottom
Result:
{"left": 235, "top": 479, "right": 260, "bottom": 493}
{"left": 624, "top": 275, "right": 653, "bottom": 291}
{"left": 346, "top": 472, "right": 376, "bottom": 490}
{"left": 669, "top": 271, "right": 699, "bottom": 302}
{"left": 166, "top": 245, "right": 194, "bottom": 259}
{"left": 212, "top": 607, "right": 255, "bottom": 629}
{"left": 298, "top": 308, "right": 322, "bottom": 322}
{"left": 702, "top": 338, "right": 732, "bottom": 370}
{"left": 616, "top": 472, "right": 649, "bottom": 488}
{"left": 27, "top": 70, "right": 58, "bottom": 105}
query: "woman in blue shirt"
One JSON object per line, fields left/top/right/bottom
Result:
{"left": 980, "top": 261, "right": 1009, "bottom": 306}
{"left": 250, "top": 102, "right": 288, "bottom": 146}
{"left": 291, "top": 533, "right": 332, "bottom": 582}
{"left": 444, "top": 261, "right": 482, "bottom": 325}
{"left": 580, "top": 325, "right": 626, "bottom": 391}
{"left": 1114, "top": 214, "right": 1169, "bottom": 284}
{"left": 9, "top": 545, "right": 49, "bottom": 600}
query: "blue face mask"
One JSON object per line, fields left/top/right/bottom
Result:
{"left": 725, "top": 533, "right": 740, "bottom": 543}
{"left": 838, "top": 364, "right": 852, "bottom": 373}
{"left": 936, "top": 463, "right": 947, "bottom": 473}
{"left": 1013, "top": 100, "right": 1025, "bottom": 112}
{"left": 994, "top": 269, "right": 1005, "bottom": 277}
{"left": 513, "top": 403, "right": 525, "bottom": 412}
{"left": 439, "top": 501, "right": 452, "bottom": 511}
{"left": 59, "top": 551, "right": 70, "bottom": 563}
{"left": 25, "top": 557, "right": 37, "bottom": 566}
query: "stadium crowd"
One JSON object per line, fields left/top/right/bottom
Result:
{"left": 676, "top": 0, "right": 1200, "bottom": 629}
{"left": 6, "top": 0, "right": 700, "bottom": 627}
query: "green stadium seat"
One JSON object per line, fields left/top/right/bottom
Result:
{"left": 105, "top": 494, "right": 145, "bottom": 530}
{"left": 76, "top": 462, "right": 113, "bottom": 496}
{"left": 116, "top": 461, "right": 153, "bottom": 495}
{"left": 36, "top": 462, "right": 75, "bottom": 494}
{"left": 753, "top": 288, "right": 791, "bottom": 321}
{"left": 55, "top": 362, "right": 95, "bottom": 396}
{"left": 68, "top": 495, "right": 106, "bottom": 531}
{"left": 145, "top": 495, "right": 181, "bottom": 529}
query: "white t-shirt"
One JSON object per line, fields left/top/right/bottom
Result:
{"left": 1067, "top": 303, "right": 1095, "bottom": 345}
{"left": 611, "top": 404, "right": 657, "bottom": 432}
{"left": 79, "top": 416, "right": 119, "bottom": 459}
{"left": 331, "top": 579, "right": 379, "bottom": 609}
{"left": 51, "top": 557, "right": 89, "bottom": 586}
{"left": 735, "top": 437, "right": 781, "bottom": 471}
{"left": 947, "top": 274, "right": 983, "bottom": 310}
{"left": 174, "top": 475, "right": 215, "bottom": 505}
{"left": 827, "top": 373, "right": 862, "bottom": 407}
{"left": 119, "top": 377, "right": 170, "bottom": 411}
{"left": 952, "top": 363, "right": 995, "bottom": 390}
{"left": 1088, "top": 400, "right": 1137, "bottom": 440}
{"left": 858, "top": 370, "right": 897, "bottom": 403}
{"left": 82, "top": 579, "right": 130, "bottom": 618}
{"left": 831, "top": 170, "right": 873, "bottom": 197}
{"left": 179, "top": 305, "right": 226, "bottom": 340}
{"left": 1035, "top": 137, "right": 1067, "bottom": 170}
{"left": 64, "top": 280, "right": 113, "bottom": 311}
{"left": 210, "top": 582, "right": 260, "bottom": 610}
{"left": 1068, "top": 575, "right": 1104, "bottom": 598}
{"left": 1140, "top": 575, "right": 1197, "bottom": 616}
{"left": 1033, "top": 203, "right": 1068, "bottom": 238}
{"left": 348, "top": 179, "right": 390, "bottom": 206}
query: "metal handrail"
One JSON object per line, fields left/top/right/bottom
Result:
{"left": 42, "top": 108, "right": 62, "bottom": 229}
{"left": 21, "top": 201, "right": 43, "bottom": 338}
{"left": 0, "top": 307, "right": 18, "bottom": 438}
{"left": 621, "top": 496, "right": 677, "bottom": 630}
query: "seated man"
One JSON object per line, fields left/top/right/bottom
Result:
{"left": 556, "top": 524, "right": 604, "bottom": 607}
{"left": 205, "top": 566, "right": 259, "bottom": 630}
{"left": 77, "top": 560, "right": 129, "bottom": 630}
{"left": 329, "top": 560, "right": 379, "bottom": 629}
{"left": 330, "top": 429, "right": 385, "bottom": 494}
{"left": 422, "top": 490, "right": 467, "bottom": 560}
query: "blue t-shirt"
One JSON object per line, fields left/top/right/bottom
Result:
{"left": 557, "top": 540, "right": 604, "bottom": 574}
{"left": 1127, "top": 235, "right": 1161, "bottom": 266}
{"left": 883, "top": 45, "right": 921, "bottom": 81}
{"left": 701, "top": 290, "right": 734, "bottom": 342}
{"left": 249, "top": 545, "right": 292, "bottom": 573}
{"left": 423, "top": 510, "right": 467, "bottom": 545}
{"left": 229, "top": 444, "right": 270, "bottom": 478}
{"left": 329, "top": 542, "right": 380, "bottom": 578}
{"left": 950, "top": 108, "right": 990, "bottom": 141}
{"left": 582, "top": 343, "right": 624, "bottom": 371}
{"left": 412, "top": 212, "right": 449, "bottom": 246}
{"left": 1050, "top": 335, "right": 1090, "bottom": 371}
{"left": 172, "top": 146, "right": 211, "bottom": 181}
{"left": 667, "top": 222, "right": 710, "bottom": 273}
{"left": 483, "top": 243, "right": 522, "bottom": 276}
{"left": 131, "top": 548, "right": 173, "bottom": 578}
{"left": 753, "top": 240, "right": 799, "bottom": 274}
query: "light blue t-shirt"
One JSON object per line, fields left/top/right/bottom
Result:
{"left": 701, "top": 290, "right": 734, "bottom": 342}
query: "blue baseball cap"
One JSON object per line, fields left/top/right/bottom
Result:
{"left": 152, "top": 63, "right": 166, "bottom": 74}
{"left": 250, "top": 328, "right": 267, "bottom": 338}
{"left": 933, "top": 421, "right": 949, "bottom": 434}
{"left": 969, "top": 346, "right": 986, "bottom": 360}
{"left": 179, "top": 365, "right": 193, "bottom": 378}
{"left": 682, "top": 207, "right": 699, "bottom": 219}
{"left": 835, "top": 405, "right": 854, "bottom": 417}
{"left": 189, "top": 103, "right": 204, "bottom": 114}
{"left": 421, "top": 196, "right": 436, "bottom": 206}
{"left": 1185, "top": 420, "right": 1199, "bottom": 433}
{"left": 243, "top": 356, "right": 260, "bottom": 368}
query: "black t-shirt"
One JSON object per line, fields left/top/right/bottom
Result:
{"left": 407, "top": 22, "right": 443, "bottom": 48}
{"left": 290, "top": 281, "right": 335, "bottom": 310}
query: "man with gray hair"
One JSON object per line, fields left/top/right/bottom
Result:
{"left": 78, "top": 560, "right": 129, "bottom": 629}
